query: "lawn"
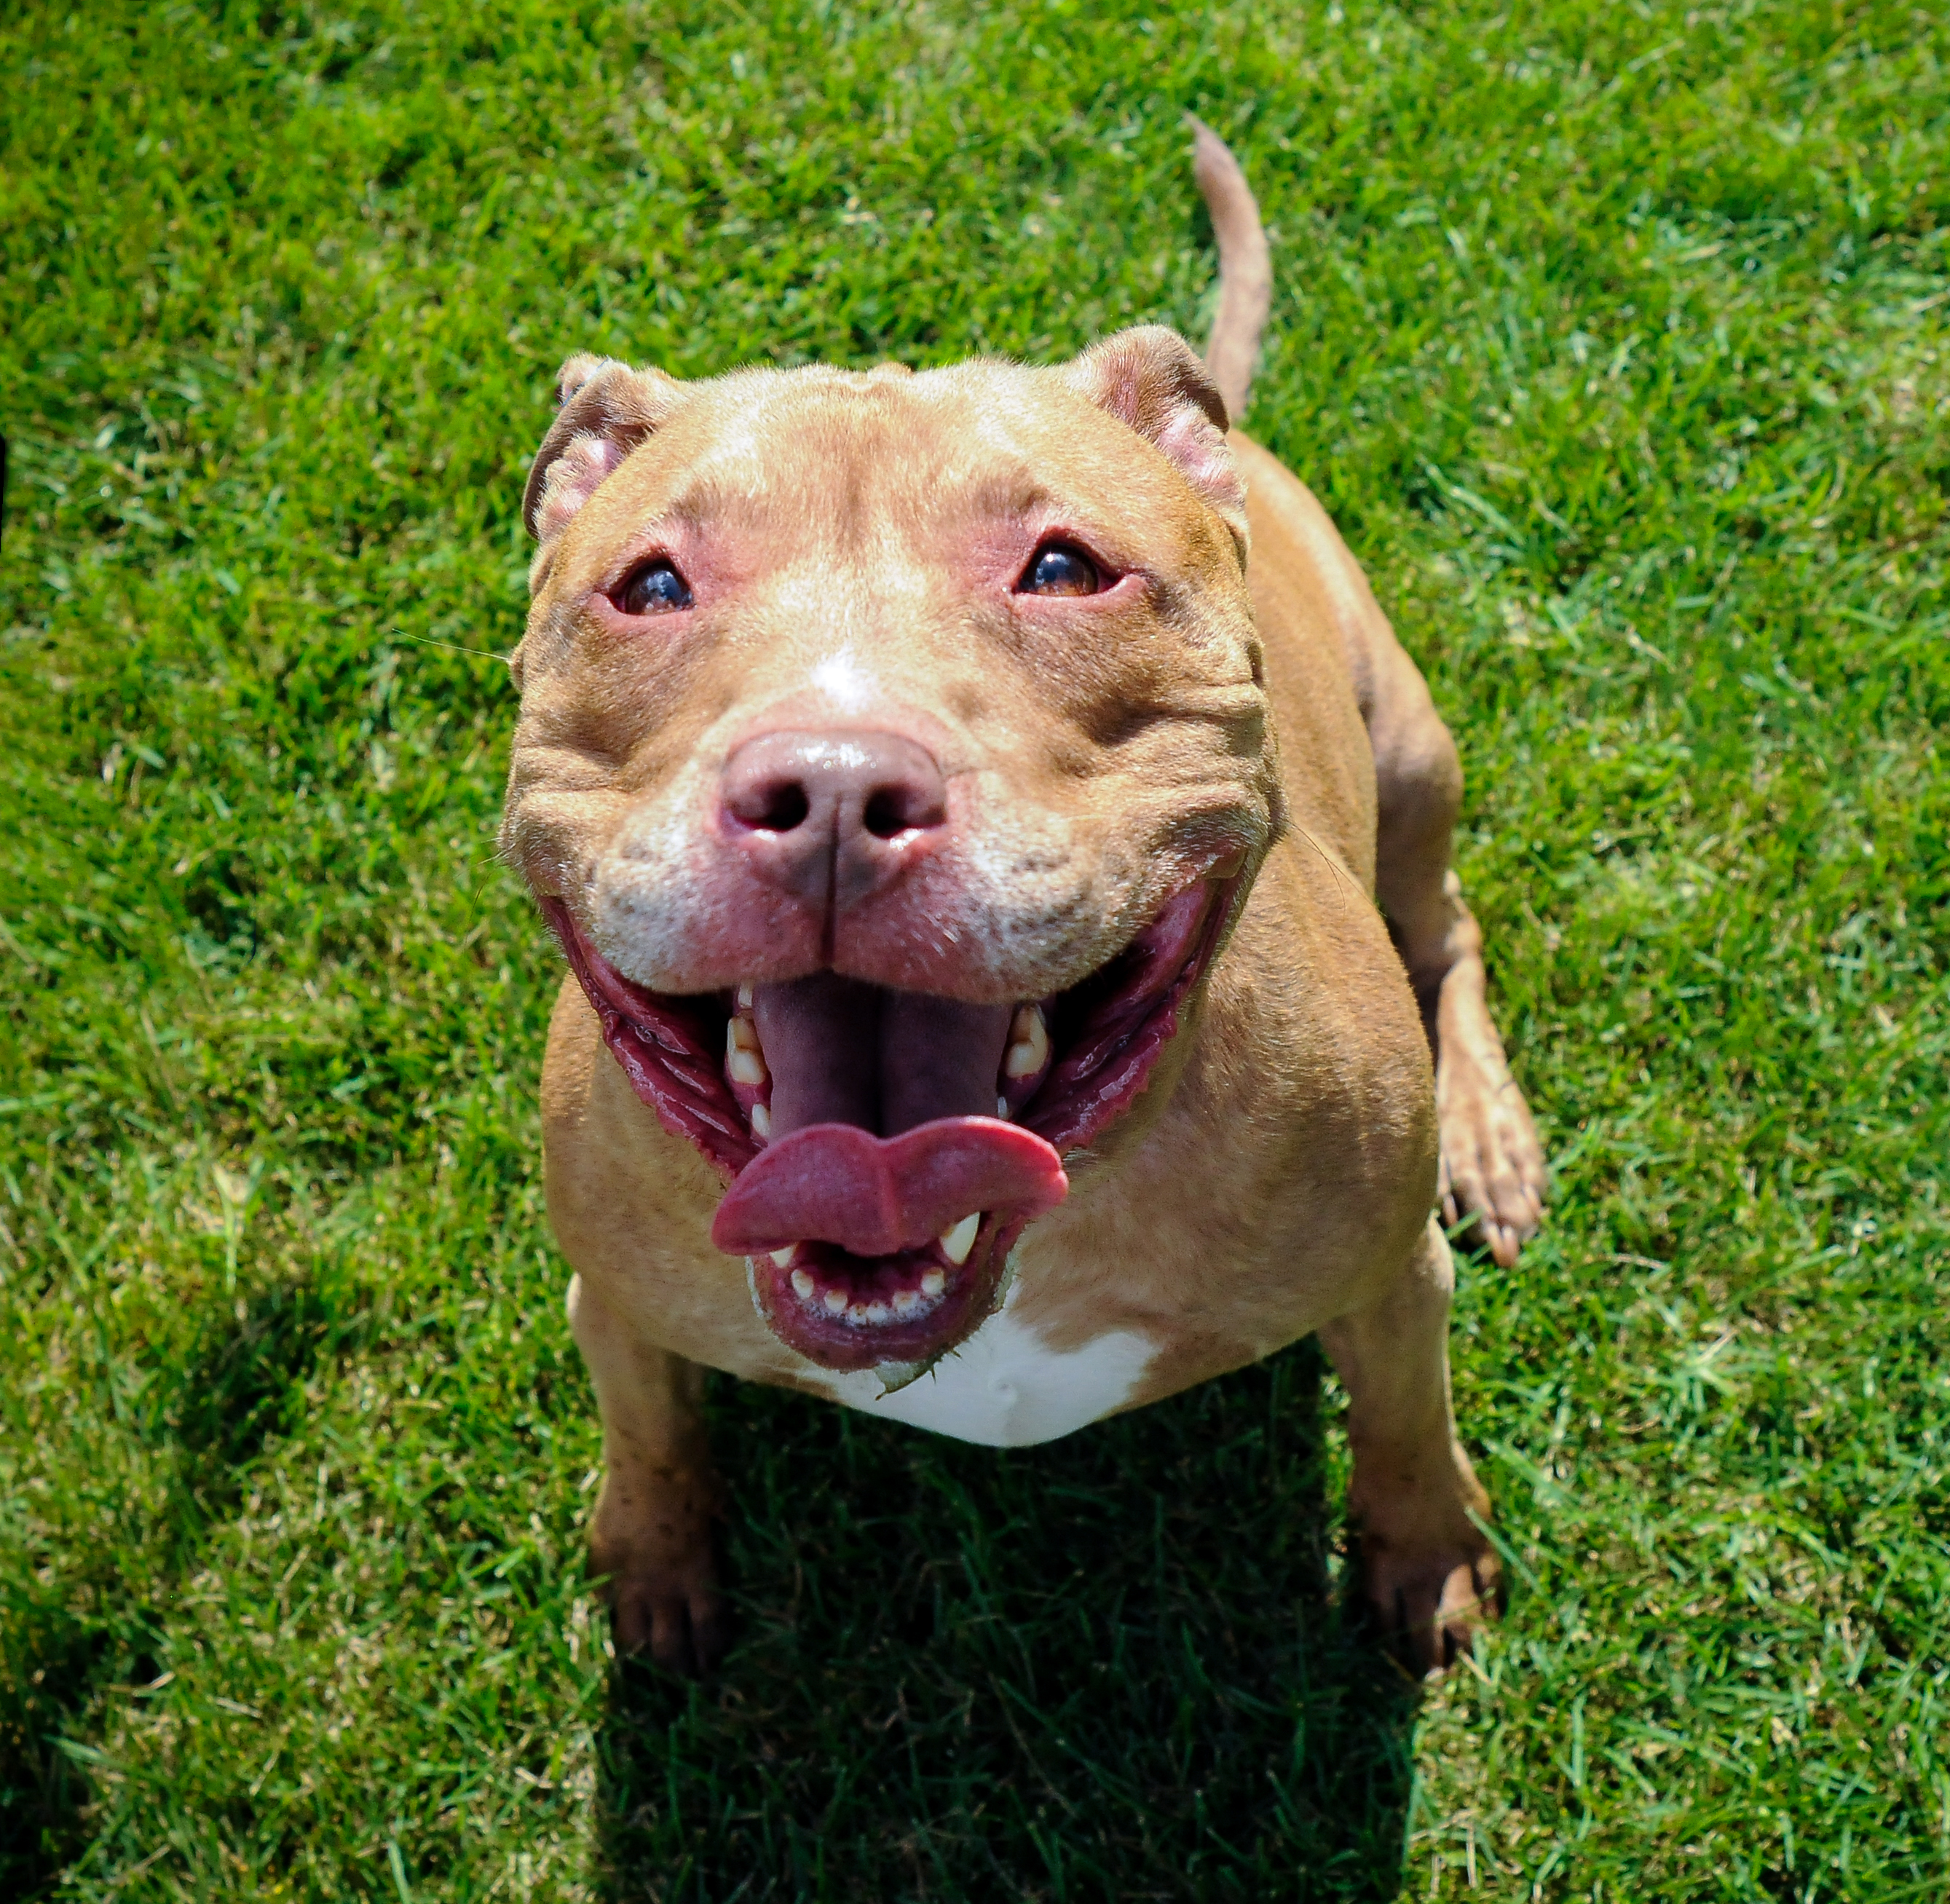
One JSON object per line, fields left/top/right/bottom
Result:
{"left": 2, "top": 0, "right": 1947, "bottom": 1897}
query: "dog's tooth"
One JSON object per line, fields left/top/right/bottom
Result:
{"left": 893, "top": 1289, "right": 919, "bottom": 1315}
{"left": 997, "top": 1095, "right": 1011, "bottom": 1119}
{"left": 864, "top": 1301, "right": 891, "bottom": 1324}
{"left": 938, "top": 1213, "right": 980, "bottom": 1265}
{"left": 824, "top": 1288, "right": 847, "bottom": 1314}
{"left": 920, "top": 1268, "right": 947, "bottom": 1297}
{"left": 737, "top": 983, "right": 755, "bottom": 1009}
{"left": 792, "top": 1268, "right": 815, "bottom": 1298}
{"left": 727, "top": 1017, "right": 767, "bottom": 1086}
{"left": 750, "top": 1102, "right": 771, "bottom": 1139}
{"left": 1003, "top": 1003, "right": 1049, "bottom": 1078}
{"left": 770, "top": 1245, "right": 797, "bottom": 1268}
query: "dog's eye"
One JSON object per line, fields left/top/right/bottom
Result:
{"left": 1017, "top": 543, "right": 1101, "bottom": 598}
{"left": 613, "top": 560, "right": 693, "bottom": 615}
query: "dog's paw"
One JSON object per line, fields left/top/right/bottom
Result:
{"left": 1359, "top": 1528, "right": 1501, "bottom": 1678}
{"left": 590, "top": 1472, "right": 729, "bottom": 1677}
{"left": 1437, "top": 1040, "right": 1545, "bottom": 1267}
{"left": 1349, "top": 1434, "right": 1501, "bottom": 1678}
{"left": 607, "top": 1555, "right": 730, "bottom": 1678}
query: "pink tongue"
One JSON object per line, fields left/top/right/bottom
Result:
{"left": 711, "top": 1116, "right": 1068, "bottom": 1257}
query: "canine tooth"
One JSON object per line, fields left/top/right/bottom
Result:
{"left": 792, "top": 1268, "right": 815, "bottom": 1298}
{"left": 737, "top": 983, "right": 755, "bottom": 1009}
{"left": 750, "top": 1102, "right": 771, "bottom": 1139}
{"left": 893, "top": 1289, "right": 919, "bottom": 1315}
{"left": 938, "top": 1214, "right": 980, "bottom": 1265}
{"left": 729, "top": 1016, "right": 762, "bottom": 1054}
{"left": 1003, "top": 1003, "right": 1049, "bottom": 1078}
{"left": 997, "top": 1096, "right": 1011, "bottom": 1118}
{"left": 865, "top": 1301, "right": 891, "bottom": 1324}
{"left": 920, "top": 1268, "right": 947, "bottom": 1298}
{"left": 824, "top": 1288, "right": 847, "bottom": 1314}
{"left": 770, "top": 1245, "right": 797, "bottom": 1268}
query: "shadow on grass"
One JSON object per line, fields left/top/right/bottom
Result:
{"left": 0, "top": 1603, "right": 114, "bottom": 1899}
{"left": 596, "top": 1340, "right": 1422, "bottom": 1902}
{"left": 0, "top": 1274, "right": 348, "bottom": 1900}
{"left": 174, "top": 1270, "right": 355, "bottom": 1477}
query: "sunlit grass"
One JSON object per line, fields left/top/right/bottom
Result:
{"left": 2, "top": 1, "right": 1946, "bottom": 1897}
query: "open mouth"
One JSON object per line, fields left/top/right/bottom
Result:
{"left": 542, "top": 873, "right": 1237, "bottom": 1374}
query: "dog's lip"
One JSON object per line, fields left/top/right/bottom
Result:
{"left": 543, "top": 867, "right": 1237, "bottom": 1159}
{"left": 539, "top": 866, "right": 1242, "bottom": 1364}
{"left": 743, "top": 1217, "right": 1019, "bottom": 1375}
{"left": 545, "top": 899, "right": 759, "bottom": 1180}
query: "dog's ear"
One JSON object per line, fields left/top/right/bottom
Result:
{"left": 1062, "top": 325, "right": 1248, "bottom": 560}
{"left": 523, "top": 354, "right": 687, "bottom": 551}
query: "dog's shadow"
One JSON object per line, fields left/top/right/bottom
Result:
{"left": 1, "top": 1275, "right": 348, "bottom": 1895}
{"left": 595, "top": 1341, "right": 1424, "bottom": 1902}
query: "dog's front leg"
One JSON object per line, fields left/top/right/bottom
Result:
{"left": 1366, "top": 649, "right": 1546, "bottom": 1266}
{"left": 1319, "top": 1220, "right": 1499, "bottom": 1675}
{"left": 1419, "top": 872, "right": 1548, "bottom": 1268}
{"left": 567, "top": 1272, "right": 727, "bottom": 1675}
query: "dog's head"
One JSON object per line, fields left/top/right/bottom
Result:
{"left": 501, "top": 329, "right": 1281, "bottom": 1376}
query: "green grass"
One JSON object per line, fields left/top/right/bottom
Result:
{"left": 2, "top": 0, "right": 1946, "bottom": 1897}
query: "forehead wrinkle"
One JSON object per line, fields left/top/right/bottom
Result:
{"left": 902, "top": 392, "right": 1105, "bottom": 522}
{"left": 952, "top": 465, "right": 1056, "bottom": 522}
{"left": 660, "top": 470, "right": 757, "bottom": 533}
{"left": 845, "top": 403, "right": 1058, "bottom": 532}
{"left": 655, "top": 417, "right": 846, "bottom": 542}
{"left": 650, "top": 375, "right": 1073, "bottom": 555}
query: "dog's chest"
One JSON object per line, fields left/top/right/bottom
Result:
{"left": 808, "top": 1281, "right": 1156, "bottom": 1448}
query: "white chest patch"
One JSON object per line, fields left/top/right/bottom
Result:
{"left": 810, "top": 1282, "right": 1156, "bottom": 1448}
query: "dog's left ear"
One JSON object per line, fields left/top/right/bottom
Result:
{"left": 1062, "top": 325, "right": 1248, "bottom": 561}
{"left": 523, "top": 353, "right": 688, "bottom": 553}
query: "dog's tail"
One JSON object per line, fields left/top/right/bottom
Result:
{"left": 1188, "top": 118, "right": 1271, "bottom": 424}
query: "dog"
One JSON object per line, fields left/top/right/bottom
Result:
{"left": 498, "top": 125, "right": 1544, "bottom": 1678}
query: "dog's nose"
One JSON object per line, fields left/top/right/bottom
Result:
{"left": 719, "top": 729, "right": 949, "bottom": 911}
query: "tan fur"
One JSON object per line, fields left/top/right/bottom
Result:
{"left": 502, "top": 139, "right": 1543, "bottom": 1678}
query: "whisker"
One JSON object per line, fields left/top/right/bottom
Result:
{"left": 1292, "top": 821, "right": 1357, "bottom": 898}
{"left": 398, "top": 633, "right": 512, "bottom": 664}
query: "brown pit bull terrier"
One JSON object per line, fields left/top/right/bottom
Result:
{"left": 499, "top": 126, "right": 1545, "bottom": 1678}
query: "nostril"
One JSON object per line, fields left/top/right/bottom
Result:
{"left": 752, "top": 781, "right": 811, "bottom": 834}
{"left": 863, "top": 787, "right": 920, "bottom": 840}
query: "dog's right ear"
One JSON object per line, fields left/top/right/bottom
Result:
{"left": 1062, "top": 326, "right": 1248, "bottom": 564}
{"left": 522, "top": 353, "right": 687, "bottom": 553}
